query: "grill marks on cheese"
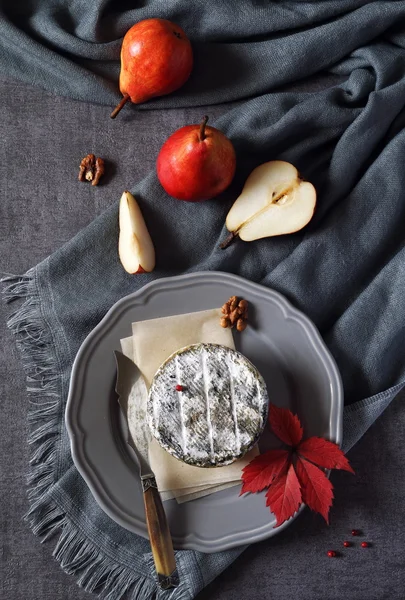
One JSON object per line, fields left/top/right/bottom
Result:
{"left": 148, "top": 343, "right": 268, "bottom": 467}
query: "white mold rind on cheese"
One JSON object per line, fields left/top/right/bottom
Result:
{"left": 148, "top": 343, "right": 269, "bottom": 467}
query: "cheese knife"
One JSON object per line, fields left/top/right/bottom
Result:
{"left": 114, "top": 350, "right": 179, "bottom": 590}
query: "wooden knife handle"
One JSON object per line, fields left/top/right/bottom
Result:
{"left": 141, "top": 475, "right": 179, "bottom": 590}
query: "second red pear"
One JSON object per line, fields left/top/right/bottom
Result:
{"left": 157, "top": 116, "right": 236, "bottom": 202}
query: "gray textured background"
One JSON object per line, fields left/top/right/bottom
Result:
{"left": 1, "top": 75, "right": 404, "bottom": 600}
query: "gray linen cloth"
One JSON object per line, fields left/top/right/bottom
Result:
{"left": 1, "top": 1, "right": 405, "bottom": 599}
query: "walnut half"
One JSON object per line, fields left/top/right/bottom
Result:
{"left": 78, "top": 154, "right": 105, "bottom": 186}
{"left": 220, "top": 296, "right": 248, "bottom": 331}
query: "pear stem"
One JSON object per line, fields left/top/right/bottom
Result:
{"left": 199, "top": 115, "right": 209, "bottom": 141}
{"left": 110, "top": 94, "right": 130, "bottom": 119}
{"left": 219, "top": 231, "right": 237, "bottom": 249}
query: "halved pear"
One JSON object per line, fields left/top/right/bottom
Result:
{"left": 222, "top": 161, "right": 316, "bottom": 246}
{"left": 118, "top": 191, "right": 155, "bottom": 274}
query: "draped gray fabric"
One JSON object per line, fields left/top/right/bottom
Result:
{"left": 2, "top": 2, "right": 405, "bottom": 599}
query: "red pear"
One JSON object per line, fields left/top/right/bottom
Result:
{"left": 157, "top": 116, "right": 236, "bottom": 202}
{"left": 111, "top": 19, "right": 193, "bottom": 119}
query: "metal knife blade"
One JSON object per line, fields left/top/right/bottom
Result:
{"left": 114, "top": 350, "right": 153, "bottom": 477}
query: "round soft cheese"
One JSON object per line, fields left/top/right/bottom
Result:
{"left": 148, "top": 343, "right": 268, "bottom": 467}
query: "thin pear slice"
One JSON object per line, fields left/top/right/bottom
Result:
{"left": 118, "top": 191, "right": 155, "bottom": 274}
{"left": 224, "top": 161, "right": 316, "bottom": 243}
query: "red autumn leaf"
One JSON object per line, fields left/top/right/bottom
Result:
{"left": 295, "top": 457, "right": 334, "bottom": 524}
{"left": 240, "top": 449, "right": 290, "bottom": 495}
{"left": 241, "top": 407, "right": 353, "bottom": 527}
{"left": 265, "top": 463, "right": 302, "bottom": 527}
{"left": 269, "top": 404, "right": 303, "bottom": 447}
{"left": 298, "top": 437, "right": 355, "bottom": 474}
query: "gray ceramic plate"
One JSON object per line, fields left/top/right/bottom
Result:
{"left": 66, "top": 272, "right": 343, "bottom": 553}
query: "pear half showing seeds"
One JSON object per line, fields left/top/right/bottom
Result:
{"left": 221, "top": 161, "right": 316, "bottom": 248}
{"left": 118, "top": 191, "right": 155, "bottom": 274}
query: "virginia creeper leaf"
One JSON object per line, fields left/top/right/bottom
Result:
{"left": 241, "top": 449, "right": 290, "bottom": 495}
{"left": 298, "top": 437, "right": 354, "bottom": 473}
{"left": 269, "top": 404, "right": 303, "bottom": 447}
{"left": 265, "top": 463, "right": 302, "bottom": 527}
{"left": 295, "top": 457, "right": 334, "bottom": 524}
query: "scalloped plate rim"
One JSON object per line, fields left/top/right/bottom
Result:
{"left": 65, "top": 271, "right": 343, "bottom": 552}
